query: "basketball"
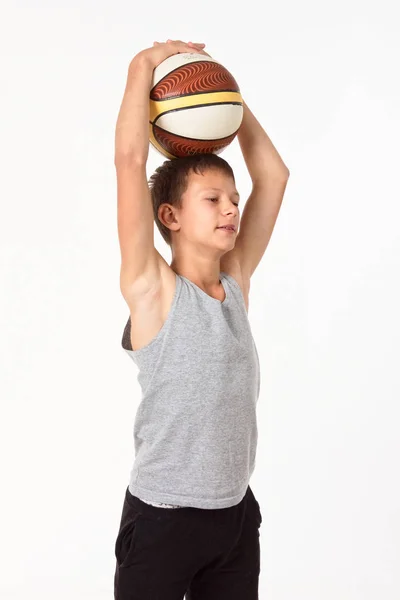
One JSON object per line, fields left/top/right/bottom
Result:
{"left": 149, "top": 52, "right": 243, "bottom": 159}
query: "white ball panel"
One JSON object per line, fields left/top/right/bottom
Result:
{"left": 155, "top": 104, "right": 243, "bottom": 140}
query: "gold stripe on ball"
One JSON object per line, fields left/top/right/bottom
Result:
{"left": 149, "top": 91, "right": 243, "bottom": 123}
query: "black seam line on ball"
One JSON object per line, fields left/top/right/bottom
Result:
{"left": 151, "top": 88, "right": 241, "bottom": 101}
{"left": 151, "top": 102, "right": 243, "bottom": 127}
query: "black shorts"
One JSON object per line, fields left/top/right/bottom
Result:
{"left": 114, "top": 484, "right": 262, "bottom": 599}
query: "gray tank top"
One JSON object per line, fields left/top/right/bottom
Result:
{"left": 121, "top": 271, "right": 260, "bottom": 509}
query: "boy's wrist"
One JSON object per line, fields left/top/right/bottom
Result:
{"left": 129, "top": 51, "right": 156, "bottom": 74}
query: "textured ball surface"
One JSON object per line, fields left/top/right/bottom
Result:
{"left": 149, "top": 53, "right": 243, "bottom": 159}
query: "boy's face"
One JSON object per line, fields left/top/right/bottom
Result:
{"left": 177, "top": 168, "right": 240, "bottom": 248}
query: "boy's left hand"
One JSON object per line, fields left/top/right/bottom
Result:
{"left": 153, "top": 39, "right": 212, "bottom": 58}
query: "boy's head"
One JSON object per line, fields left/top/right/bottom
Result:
{"left": 149, "top": 153, "right": 240, "bottom": 250}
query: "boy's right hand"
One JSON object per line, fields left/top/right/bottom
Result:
{"left": 131, "top": 40, "right": 209, "bottom": 70}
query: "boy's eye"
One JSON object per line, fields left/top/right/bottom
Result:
{"left": 207, "top": 197, "right": 239, "bottom": 207}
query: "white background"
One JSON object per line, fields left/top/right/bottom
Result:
{"left": 1, "top": 0, "right": 399, "bottom": 598}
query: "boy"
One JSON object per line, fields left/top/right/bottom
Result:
{"left": 113, "top": 39, "right": 289, "bottom": 600}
